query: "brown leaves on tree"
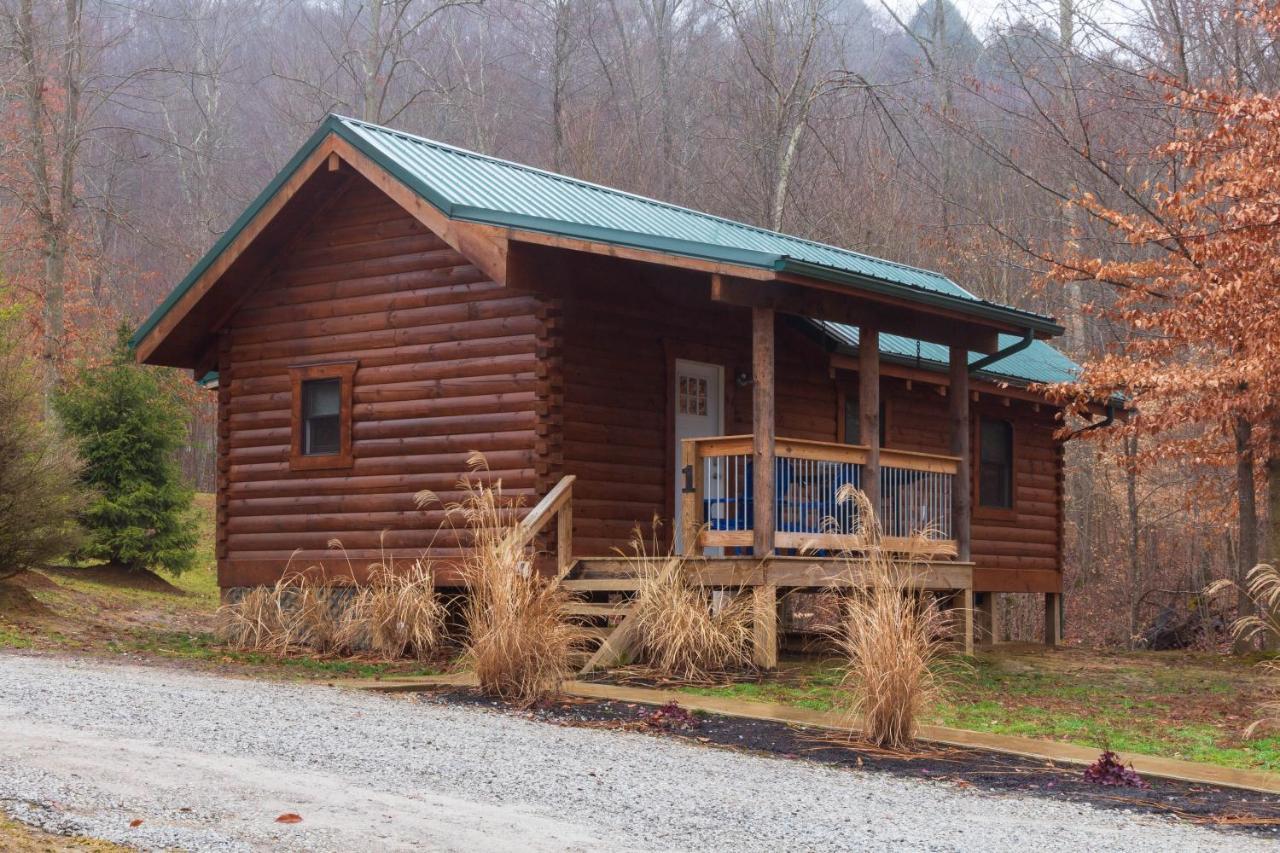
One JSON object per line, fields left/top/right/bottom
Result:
{"left": 1047, "top": 0, "right": 1280, "bottom": 487}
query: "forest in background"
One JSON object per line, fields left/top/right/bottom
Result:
{"left": 1, "top": 0, "right": 1274, "bottom": 645}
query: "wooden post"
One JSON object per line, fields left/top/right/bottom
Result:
{"left": 752, "top": 307, "right": 778, "bottom": 671}
{"left": 859, "top": 327, "right": 880, "bottom": 518}
{"left": 752, "top": 307, "right": 775, "bottom": 557}
{"left": 752, "top": 582, "right": 778, "bottom": 669}
{"left": 975, "top": 592, "right": 1001, "bottom": 645}
{"left": 961, "top": 588, "right": 974, "bottom": 656}
{"left": 1044, "top": 592, "right": 1063, "bottom": 646}
{"left": 556, "top": 498, "right": 573, "bottom": 578}
{"left": 680, "top": 438, "right": 701, "bottom": 556}
{"left": 948, "top": 346, "right": 972, "bottom": 562}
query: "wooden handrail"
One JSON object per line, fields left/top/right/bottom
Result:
{"left": 685, "top": 434, "right": 960, "bottom": 475}
{"left": 517, "top": 474, "right": 576, "bottom": 578}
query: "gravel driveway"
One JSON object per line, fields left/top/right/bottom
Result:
{"left": 0, "top": 653, "right": 1259, "bottom": 851}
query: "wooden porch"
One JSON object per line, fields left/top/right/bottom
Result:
{"left": 526, "top": 290, "right": 992, "bottom": 673}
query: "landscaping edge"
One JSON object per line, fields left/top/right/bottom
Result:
{"left": 334, "top": 671, "right": 1280, "bottom": 796}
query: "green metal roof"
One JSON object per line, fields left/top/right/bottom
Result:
{"left": 808, "top": 320, "right": 1080, "bottom": 387}
{"left": 133, "top": 113, "right": 1064, "bottom": 351}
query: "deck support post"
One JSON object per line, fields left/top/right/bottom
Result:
{"left": 975, "top": 592, "right": 1000, "bottom": 644}
{"left": 948, "top": 346, "right": 972, "bottom": 562}
{"left": 752, "top": 307, "right": 775, "bottom": 558}
{"left": 961, "top": 588, "right": 974, "bottom": 656}
{"left": 859, "top": 328, "right": 881, "bottom": 518}
{"left": 1045, "top": 592, "right": 1063, "bottom": 646}
{"left": 752, "top": 582, "right": 778, "bottom": 669}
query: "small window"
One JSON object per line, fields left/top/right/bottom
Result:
{"left": 302, "top": 378, "right": 341, "bottom": 455}
{"left": 841, "top": 394, "right": 887, "bottom": 447}
{"left": 289, "top": 361, "right": 356, "bottom": 470}
{"left": 979, "top": 418, "right": 1014, "bottom": 509}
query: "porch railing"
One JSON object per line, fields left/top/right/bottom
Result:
{"left": 682, "top": 435, "right": 959, "bottom": 556}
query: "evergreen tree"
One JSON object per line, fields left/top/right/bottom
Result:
{"left": 56, "top": 326, "right": 198, "bottom": 575}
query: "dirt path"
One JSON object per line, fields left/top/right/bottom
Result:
{"left": 0, "top": 653, "right": 1261, "bottom": 851}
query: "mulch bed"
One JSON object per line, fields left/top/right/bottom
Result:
{"left": 412, "top": 686, "right": 1280, "bottom": 836}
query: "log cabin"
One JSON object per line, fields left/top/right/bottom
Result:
{"left": 133, "top": 114, "right": 1090, "bottom": 667}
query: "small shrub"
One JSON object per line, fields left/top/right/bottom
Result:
{"left": 1083, "top": 749, "right": 1150, "bottom": 789}
{"left": 641, "top": 700, "right": 700, "bottom": 731}
{"left": 622, "top": 524, "right": 755, "bottom": 682}
{"left": 422, "top": 454, "right": 581, "bottom": 705}
{"left": 0, "top": 312, "right": 83, "bottom": 578}
{"left": 339, "top": 559, "right": 446, "bottom": 661}
{"left": 55, "top": 326, "right": 199, "bottom": 576}
{"left": 830, "top": 488, "right": 955, "bottom": 750}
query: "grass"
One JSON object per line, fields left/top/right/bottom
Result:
{"left": 0, "top": 494, "right": 447, "bottom": 681}
{"left": 681, "top": 646, "right": 1280, "bottom": 771}
{"left": 107, "top": 629, "right": 442, "bottom": 679}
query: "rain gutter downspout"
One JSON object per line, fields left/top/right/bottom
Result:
{"left": 967, "top": 328, "right": 1034, "bottom": 376}
{"left": 1067, "top": 403, "right": 1117, "bottom": 439}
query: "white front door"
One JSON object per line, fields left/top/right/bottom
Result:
{"left": 674, "top": 359, "right": 724, "bottom": 551}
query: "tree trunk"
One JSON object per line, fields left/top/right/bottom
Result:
{"left": 1125, "top": 433, "right": 1141, "bottom": 648}
{"left": 1264, "top": 413, "right": 1280, "bottom": 651}
{"left": 1234, "top": 415, "right": 1259, "bottom": 654}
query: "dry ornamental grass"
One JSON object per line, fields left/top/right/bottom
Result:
{"left": 621, "top": 524, "right": 756, "bottom": 682}
{"left": 339, "top": 559, "right": 446, "bottom": 661}
{"left": 827, "top": 487, "right": 958, "bottom": 750}
{"left": 420, "top": 453, "right": 583, "bottom": 706}
{"left": 1209, "top": 563, "right": 1280, "bottom": 736}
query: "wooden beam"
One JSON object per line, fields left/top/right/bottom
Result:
{"left": 712, "top": 274, "right": 1001, "bottom": 353}
{"left": 828, "top": 353, "right": 1061, "bottom": 407}
{"left": 949, "top": 347, "right": 972, "bottom": 562}
{"left": 961, "top": 588, "right": 974, "bottom": 656}
{"left": 570, "top": 555, "right": 974, "bottom": 590}
{"left": 860, "top": 327, "right": 881, "bottom": 519}
{"left": 580, "top": 611, "right": 640, "bottom": 673}
{"left": 753, "top": 307, "right": 776, "bottom": 557}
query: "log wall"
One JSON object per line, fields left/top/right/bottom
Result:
{"left": 216, "top": 177, "right": 542, "bottom": 587}
{"left": 558, "top": 281, "right": 1064, "bottom": 593}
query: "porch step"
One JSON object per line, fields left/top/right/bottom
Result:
{"left": 562, "top": 601, "right": 633, "bottom": 617}
{"left": 561, "top": 577, "right": 642, "bottom": 592}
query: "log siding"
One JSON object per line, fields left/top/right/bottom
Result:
{"left": 217, "top": 178, "right": 543, "bottom": 587}
{"left": 558, "top": 280, "right": 1063, "bottom": 593}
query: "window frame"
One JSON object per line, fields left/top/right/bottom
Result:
{"left": 976, "top": 416, "right": 1015, "bottom": 512}
{"left": 837, "top": 385, "right": 889, "bottom": 447}
{"left": 289, "top": 361, "right": 357, "bottom": 471}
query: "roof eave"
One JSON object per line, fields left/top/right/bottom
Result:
{"left": 776, "top": 258, "right": 1065, "bottom": 338}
